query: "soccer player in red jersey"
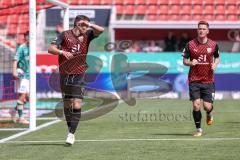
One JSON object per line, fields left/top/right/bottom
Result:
{"left": 182, "top": 21, "right": 220, "bottom": 137}
{"left": 48, "top": 15, "right": 104, "bottom": 145}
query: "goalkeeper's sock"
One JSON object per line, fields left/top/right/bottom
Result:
{"left": 16, "top": 100, "right": 24, "bottom": 118}
{"left": 69, "top": 108, "right": 81, "bottom": 134}
{"left": 193, "top": 110, "right": 202, "bottom": 129}
{"left": 64, "top": 107, "right": 72, "bottom": 131}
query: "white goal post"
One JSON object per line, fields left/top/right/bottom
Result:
{"left": 28, "top": 0, "right": 69, "bottom": 131}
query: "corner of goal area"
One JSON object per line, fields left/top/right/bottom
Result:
{"left": 0, "top": 118, "right": 61, "bottom": 144}
{"left": 0, "top": 99, "right": 62, "bottom": 143}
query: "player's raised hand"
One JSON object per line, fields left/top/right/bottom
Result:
{"left": 78, "top": 20, "right": 90, "bottom": 27}
{"left": 191, "top": 59, "right": 198, "bottom": 66}
{"left": 63, "top": 51, "right": 74, "bottom": 60}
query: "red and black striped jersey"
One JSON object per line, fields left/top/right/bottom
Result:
{"left": 182, "top": 38, "right": 219, "bottom": 83}
{"left": 52, "top": 29, "right": 96, "bottom": 74}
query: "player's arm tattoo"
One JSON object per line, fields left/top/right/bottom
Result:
{"left": 48, "top": 33, "right": 64, "bottom": 55}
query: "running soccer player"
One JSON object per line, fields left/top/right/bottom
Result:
{"left": 48, "top": 15, "right": 104, "bottom": 145}
{"left": 11, "top": 31, "right": 30, "bottom": 124}
{"left": 182, "top": 21, "right": 220, "bottom": 137}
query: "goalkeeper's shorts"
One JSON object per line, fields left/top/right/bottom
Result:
{"left": 15, "top": 78, "right": 29, "bottom": 94}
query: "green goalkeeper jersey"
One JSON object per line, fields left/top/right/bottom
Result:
{"left": 14, "top": 44, "right": 30, "bottom": 80}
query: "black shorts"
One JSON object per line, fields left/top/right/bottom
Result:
{"left": 189, "top": 82, "right": 215, "bottom": 103}
{"left": 60, "top": 74, "right": 85, "bottom": 99}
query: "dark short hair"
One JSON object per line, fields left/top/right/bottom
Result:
{"left": 74, "top": 15, "right": 90, "bottom": 27}
{"left": 24, "top": 31, "right": 29, "bottom": 37}
{"left": 198, "top": 21, "right": 209, "bottom": 28}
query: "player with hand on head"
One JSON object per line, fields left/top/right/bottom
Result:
{"left": 182, "top": 21, "right": 220, "bottom": 137}
{"left": 48, "top": 15, "right": 104, "bottom": 145}
{"left": 10, "top": 31, "right": 30, "bottom": 125}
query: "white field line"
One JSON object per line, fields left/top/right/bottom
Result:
{"left": 36, "top": 117, "right": 59, "bottom": 120}
{"left": 0, "top": 119, "right": 61, "bottom": 143}
{"left": 2, "top": 137, "right": 240, "bottom": 144}
{"left": 0, "top": 97, "right": 124, "bottom": 143}
{"left": 0, "top": 128, "right": 27, "bottom": 131}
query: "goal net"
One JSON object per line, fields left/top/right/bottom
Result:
{"left": 0, "top": 0, "right": 68, "bottom": 131}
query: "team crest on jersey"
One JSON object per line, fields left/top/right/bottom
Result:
{"left": 207, "top": 48, "right": 212, "bottom": 53}
{"left": 78, "top": 36, "right": 84, "bottom": 42}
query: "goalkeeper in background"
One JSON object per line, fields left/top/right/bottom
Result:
{"left": 10, "top": 31, "right": 30, "bottom": 125}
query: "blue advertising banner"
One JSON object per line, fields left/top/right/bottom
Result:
{"left": 84, "top": 52, "right": 240, "bottom": 92}
{"left": 1, "top": 52, "right": 240, "bottom": 101}
{"left": 88, "top": 52, "right": 240, "bottom": 74}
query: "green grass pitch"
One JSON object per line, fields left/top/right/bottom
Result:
{"left": 0, "top": 99, "right": 240, "bottom": 160}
